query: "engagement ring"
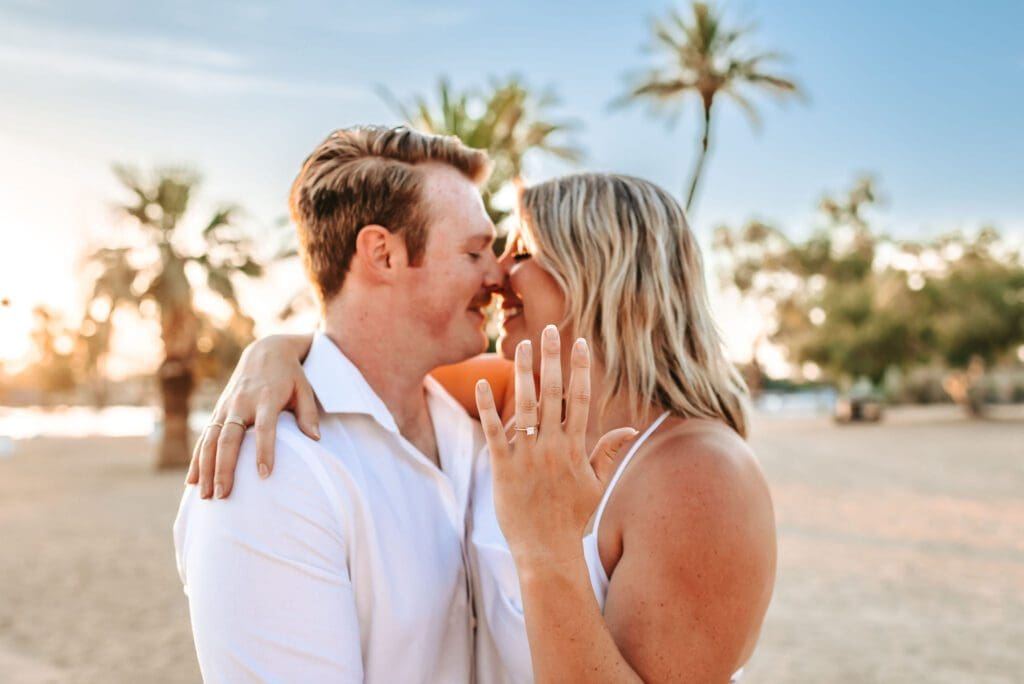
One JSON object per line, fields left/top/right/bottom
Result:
{"left": 513, "top": 425, "right": 538, "bottom": 436}
{"left": 225, "top": 414, "right": 248, "bottom": 429}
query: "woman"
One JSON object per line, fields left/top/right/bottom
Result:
{"left": 190, "top": 173, "right": 776, "bottom": 683}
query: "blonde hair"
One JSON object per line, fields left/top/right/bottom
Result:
{"left": 518, "top": 173, "right": 749, "bottom": 437}
{"left": 290, "top": 125, "right": 491, "bottom": 305}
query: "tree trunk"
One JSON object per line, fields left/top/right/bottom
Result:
{"left": 685, "top": 100, "right": 714, "bottom": 213}
{"left": 156, "top": 357, "right": 194, "bottom": 469}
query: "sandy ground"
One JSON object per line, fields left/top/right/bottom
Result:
{"left": 0, "top": 406, "right": 1021, "bottom": 683}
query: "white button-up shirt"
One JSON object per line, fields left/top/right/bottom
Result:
{"left": 174, "top": 332, "right": 482, "bottom": 683}
{"left": 468, "top": 440, "right": 532, "bottom": 684}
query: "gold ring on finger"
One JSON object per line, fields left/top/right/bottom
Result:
{"left": 513, "top": 425, "right": 538, "bottom": 436}
{"left": 224, "top": 414, "right": 248, "bottom": 429}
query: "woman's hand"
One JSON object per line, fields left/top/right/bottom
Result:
{"left": 185, "top": 333, "right": 319, "bottom": 499}
{"left": 475, "top": 325, "right": 637, "bottom": 568}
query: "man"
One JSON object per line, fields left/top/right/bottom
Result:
{"left": 174, "top": 126, "right": 502, "bottom": 682}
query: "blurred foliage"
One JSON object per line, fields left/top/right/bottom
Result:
{"left": 80, "top": 166, "right": 264, "bottom": 466}
{"left": 714, "top": 177, "right": 1024, "bottom": 414}
{"left": 617, "top": 1, "right": 800, "bottom": 211}
{"left": 28, "top": 306, "right": 78, "bottom": 398}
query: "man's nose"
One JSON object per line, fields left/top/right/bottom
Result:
{"left": 482, "top": 250, "right": 503, "bottom": 287}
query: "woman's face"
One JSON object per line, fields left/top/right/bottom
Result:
{"left": 496, "top": 231, "right": 572, "bottom": 371}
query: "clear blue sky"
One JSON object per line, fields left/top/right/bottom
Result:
{"left": 1, "top": 0, "right": 1022, "bottom": 366}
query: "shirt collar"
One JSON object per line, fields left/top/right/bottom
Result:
{"left": 303, "top": 331, "right": 470, "bottom": 434}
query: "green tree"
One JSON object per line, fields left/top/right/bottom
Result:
{"left": 715, "top": 178, "right": 1024, "bottom": 415}
{"left": 619, "top": 1, "right": 800, "bottom": 211}
{"left": 83, "top": 166, "right": 264, "bottom": 468}
{"left": 717, "top": 178, "right": 931, "bottom": 386}
{"left": 915, "top": 229, "right": 1024, "bottom": 414}
{"left": 381, "top": 76, "right": 583, "bottom": 229}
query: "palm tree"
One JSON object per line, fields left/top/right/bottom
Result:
{"left": 618, "top": 2, "right": 800, "bottom": 212}
{"left": 83, "top": 166, "right": 264, "bottom": 468}
{"left": 380, "top": 76, "right": 583, "bottom": 228}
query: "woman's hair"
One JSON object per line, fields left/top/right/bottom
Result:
{"left": 517, "top": 173, "right": 749, "bottom": 437}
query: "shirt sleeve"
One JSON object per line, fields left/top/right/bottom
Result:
{"left": 174, "top": 419, "right": 362, "bottom": 683}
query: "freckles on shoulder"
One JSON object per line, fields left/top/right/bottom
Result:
{"left": 616, "top": 420, "right": 773, "bottom": 539}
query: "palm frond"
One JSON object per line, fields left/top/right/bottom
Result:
{"left": 381, "top": 75, "right": 581, "bottom": 215}
{"left": 203, "top": 206, "right": 236, "bottom": 237}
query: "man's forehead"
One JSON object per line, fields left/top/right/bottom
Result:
{"left": 463, "top": 225, "right": 496, "bottom": 244}
{"left": 419, "top": 161, "right": 475, "bottom": 193}
{"left": 418, "top": 165, "right": 493, "bottom": 229}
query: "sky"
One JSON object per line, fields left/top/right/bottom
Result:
{"left": 1, "top": 0, "right": 1022, "bottom": 374}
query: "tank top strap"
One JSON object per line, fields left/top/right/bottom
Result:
{"left": 590, "top": 411, "right": 671, "bottom": 534}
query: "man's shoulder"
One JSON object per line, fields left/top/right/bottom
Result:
{"left": 177, "top": 414, "right": 344, "bottom": 536}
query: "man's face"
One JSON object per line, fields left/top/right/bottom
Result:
{"left": 398, "top": 163, "right": 500, "bottom": 366}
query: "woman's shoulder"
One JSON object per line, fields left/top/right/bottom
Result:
{"left": 616, "top": 416, "right": 770, "bottom": 527}
{"left": 644, "top": 417, "right": 757, "bottom": 478}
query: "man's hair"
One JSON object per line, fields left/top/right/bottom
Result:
{"left": 289, "top": 126, "right": 491, "bottom": 305}
{"left": 518, "top": 173, "right": 750, "bottom": 438}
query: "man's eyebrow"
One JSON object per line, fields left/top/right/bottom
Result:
{"left": 464, "top": 231, "right": 495, "bottom": 247}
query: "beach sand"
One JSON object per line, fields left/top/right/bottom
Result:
{"left": 0, "top": 406, "right": 1021, "bottom": 683}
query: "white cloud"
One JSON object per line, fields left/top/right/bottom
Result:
{"left": 226, "top": 0, "right": 476, "bottom": 37}
{"left": 0, "top": 42, "right": 361, "bottom": 99}
{"left": 0, "top": 13, "right": 365, "bottom": 100}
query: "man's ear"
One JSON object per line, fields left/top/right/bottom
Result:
{"left": 353, "top": 225, "right": 408, "bottom": 282}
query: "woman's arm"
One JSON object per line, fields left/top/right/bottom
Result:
{"left": 475, "top": 327, "right": 640, "bottom": 682}
{"left": 187, "top": 333, "right": 316, "bottom": 499}
{"left": 519, "top": 430, "right": 776, "bottom": 683}
{"left": 431, "top": 354, "right": 514, "bottom": 419}
{"left": 187, "top": 336, "right": 515, "bottom": 500}
{"left": 475, "top": 326, "right": 776, "bottom": 683}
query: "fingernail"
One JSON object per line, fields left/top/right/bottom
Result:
{"left": 312, "top": 425, "right": 321, "bottom": 440}
{"left": 214, "top": 484, "right": 224, "bottom": 499}
{"left": 575, "top": 338, "right": 586, "bottom": 352}
{"left": 544, "top": 324, "right": 557, "bottom": 339}
{"left": 258, "top": 463, "right": 270, "bottom": 479}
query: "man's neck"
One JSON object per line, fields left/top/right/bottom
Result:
{"left": 323, "top": 296, "right": 440, "bottom": 465}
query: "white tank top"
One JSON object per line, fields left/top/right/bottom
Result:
{"left": 580, "top": 411, "right": 744, "bottom": 682}
{"left": 581, "top": 411, "right": 669, "bottom": 606}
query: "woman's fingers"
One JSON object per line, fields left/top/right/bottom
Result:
{"left": 213, "top": 409, "right": 251, "bottom": 499}
{"left": 185, "top": 434, "right": 202, "bottom": 485}
{"left": 253, "top": 404, "right": 278, "bottom": 480}
{"left": 213, "top": 426, "right": 242, "bottom": 498}
{"left": 538, "top": 325, "right": 563, "bottom": 428}
{"left": 198, "top": 424, "right": 221, "bottom": 499}
{"left": 514, "top": 340, "right": 538, "bottom": 431}
{"left": 589, "top": 428, "right": 640, "bottom": 486}
{"left": 564, "top": 338, "right": 591, "bottom": 442}
{"left": 476, "top": 380, "right": 510, "bottom": 460}
{"left": 293, "top": 377, "right": 321, "bottom": 442}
